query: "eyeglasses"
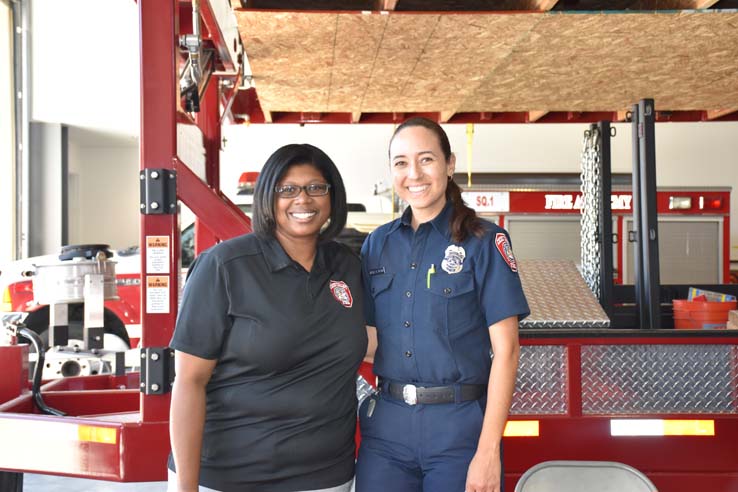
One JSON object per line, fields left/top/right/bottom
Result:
{"left": 274, "top": 183, "right": 331, "bottom": 198}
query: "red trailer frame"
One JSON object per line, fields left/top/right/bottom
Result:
{"left": 502, "top": 332, "right": 738, "bottom": 492}
{"left": 0, "top": 0, "right": 251, "bottom": 481}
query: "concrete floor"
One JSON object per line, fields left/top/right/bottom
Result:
{"left": 22, "top": 474, "right": 167, "bottom": 491}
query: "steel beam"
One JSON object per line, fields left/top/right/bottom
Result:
{"left": 595, "top": 121, "right": 614, "bottom": 318}
{"left": 139, "top": 0, "right": 179, "bottom": 421}
{"left": 636, "top": 99, "right": 661, "bottom": 329}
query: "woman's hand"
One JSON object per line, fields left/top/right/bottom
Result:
{"left": 466, "top": 315, "right": 519, "bottom": 492}
{"left": 465, "top": 449, "right": 501, "bottom": 492}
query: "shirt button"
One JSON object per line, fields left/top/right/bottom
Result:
{"left": 405, "top": 291, "right": 412, "bottom": 298}
{"left": 410, "top": 262, "right": 417, "bottom": 269}
{"left": 404, "top": 321, "right": 411, "bottom": 327}
{"left": 443, "top": 287, "right": 452, "bottom": 295}
{"left": 405, "top": 351, "right": 413, "bottom": 358}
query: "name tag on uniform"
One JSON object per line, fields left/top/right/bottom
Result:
{"left": 369, "top": 267, "right": 386, "bottom": 276}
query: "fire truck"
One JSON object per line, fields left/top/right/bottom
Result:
{"left": 2, "top": 2, "right": 738, "bottom": 492}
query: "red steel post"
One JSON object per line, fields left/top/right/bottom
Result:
{"left": 139, "top": 0, "right": 179, "bottom": 422}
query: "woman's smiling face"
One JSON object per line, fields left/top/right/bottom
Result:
{"left": 390, "top": 125, "right": 455, "bottom": 224}
{"left": 273, "top": 163, "right": 331, "bottom": 243}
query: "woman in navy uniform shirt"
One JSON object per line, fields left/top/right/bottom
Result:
{"left": 169, "top": 144, "right": 367, "bottom": 492}
{"left": 357, "top": 118, "right": 529, "bottom": 492}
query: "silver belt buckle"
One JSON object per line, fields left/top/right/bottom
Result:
{"left": 402, "top": 384, "right": 418, "bottom": 405}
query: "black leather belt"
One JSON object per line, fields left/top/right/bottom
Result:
{"left": 384, "top": 381, "right": 485, "bottom": 405}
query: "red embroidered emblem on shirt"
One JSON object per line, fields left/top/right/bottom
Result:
{"left": 329, "top": 280, "right": 353, "bottom": 308}
{"left": 495, "top": 233, "right": 518, "bottom": 273}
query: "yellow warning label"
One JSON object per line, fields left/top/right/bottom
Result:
{"left": 146, "top": 236, "right": 169, "bottom": 248}
{"left": 147, "top": 276, "right": 169, "bottom": 288}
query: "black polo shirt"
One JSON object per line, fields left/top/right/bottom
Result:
{"left": 168, "top": 233, "right": 367, "bottom": 492}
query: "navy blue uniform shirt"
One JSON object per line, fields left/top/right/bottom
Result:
{"left": 361, "top": 202, "right": 529, "bottom": 386}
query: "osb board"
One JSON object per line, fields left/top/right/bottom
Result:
{"left": 391, "top": 14, "right": 543, "bottom": 113}
{"left": 328, "top": 14, "right": 387, "bottom": 111}
{"left": 233, "top": 9, "right": 738, "bottom": 115}
{"left": 461, "top": 12, "right": 738, "bottom": 112}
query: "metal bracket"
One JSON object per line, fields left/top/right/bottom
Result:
{"left": 48, "top": 303, "right": 69, "bottom": 347}
{"left": 140, "top": 169, "right": 177, "bottom": 215}
{"left": 139, "top": 347, "right": 175, "bottom": 395}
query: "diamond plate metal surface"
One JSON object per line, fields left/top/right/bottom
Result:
{"left": 510, "top": 345, "right": 568, "bottom": 415}
{"left": 518, "top": 260, "right": 610, "bottom": 329}
{"left": 581, "top": 344, "right": 738, "bottom": 415}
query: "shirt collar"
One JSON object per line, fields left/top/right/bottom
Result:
{"left": 429, "top": 201, "right": 453, "bottom": 241}
{"left": 259, "top": 235, "right": 328, "bottom": 273}
{"left": 391, "top": 201, "right": 453, "bottom": 241}
{"left": 258, "top": 235, "right": 292, "bottom": 272}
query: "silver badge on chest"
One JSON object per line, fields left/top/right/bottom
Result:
{"left": 441, "top": 245, "right": 466, "bottom": 274}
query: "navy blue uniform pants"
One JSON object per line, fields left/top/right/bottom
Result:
{"left": 355, "top": 393, "right": 502, "bottom": 492}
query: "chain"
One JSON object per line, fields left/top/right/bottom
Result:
{"left": 580, "top": 127, "right": 602, "bottom": 298}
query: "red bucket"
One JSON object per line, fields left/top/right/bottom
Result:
{"left": 672, "top": 299, "right": 737, "bottom": 330}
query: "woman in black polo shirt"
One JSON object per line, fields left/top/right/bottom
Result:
{"left": 168, "top": 144, "right": 368, "bottom": 492}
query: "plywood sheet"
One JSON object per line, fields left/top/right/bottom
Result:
{"left": 236, "top": 12, "right": 336, "bottom": 112}
{"left": 398, "top": 13, "right": 543, "bottom": 113}
{"left": 328, "top": 14, "right": 388, "bottom": 111}
{"left": 460, "top": 12, "right": 738, "bottom": 112}
{"left": 233, "top": 9, "right": 738, "bottom": 114}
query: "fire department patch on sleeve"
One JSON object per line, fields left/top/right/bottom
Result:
{"left": 329, "top": 280, "right": 353, "bottom": 308}
{"left": 495, "top": 233, "right": 518, "bottom": 273}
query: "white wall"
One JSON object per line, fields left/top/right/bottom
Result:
{"left": 27, "top": 122, "right": 66, "bottom": 256}
{"left": 67, "top": 128, "right": 139, "bottom": 250}
{"left": 220, "top": 124, "right": 395, "bottom": 213}
{"left": 1, "top": 1, "right": 14, "bottom": 263}
{"left": 57, "top": 120, "right": 737, "bottom": 263}
{"left": 220, "top": 121, "right": 738, "bottom": 261}
{"left": 31, "top": 0, "right": 139, "bottom": 137}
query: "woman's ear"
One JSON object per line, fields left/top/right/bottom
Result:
{"left": 448, "top": 153, "right": 456, "bottom": 177}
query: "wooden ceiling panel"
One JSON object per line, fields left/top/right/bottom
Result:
{"left": 236, "top": 0, "right": 731, "bottom": 12}
{"left": 233, "top": 9, "right": 738, "bottom": 117}
{"left": 239, "top": 0, "right": 374, "bottom": 10}
{"left": 395, "top": 0, "right": 553, "bottom": 10}
{"left": 328, "top": 14, "right": 388, "bottom": 111}
{"left": 460, "top": 12, "right": 738, "bottom": 112}
{"left": 359, "top": 14, "right": 441, "bottom": 111}
{"left": 236, "top": 12, "right": 337, "bottom": 112}
{"left": 399, "top": 14, "right": 542, "bottom": 113}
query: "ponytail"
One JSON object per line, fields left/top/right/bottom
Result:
{"left": 446, "top": 179, "right": 484, "bottom": 244}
